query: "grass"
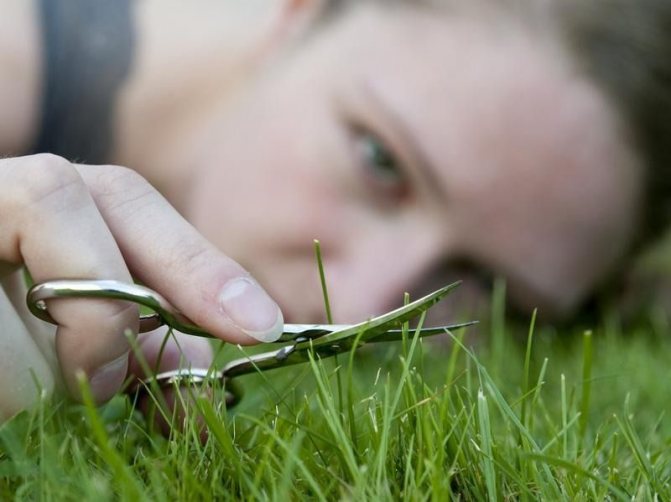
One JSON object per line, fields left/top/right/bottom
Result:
{"left": 1, "top": 284, "right": 671, "bottom": 500}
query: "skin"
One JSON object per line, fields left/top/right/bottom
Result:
{"left": 118, "top": 1, "right": 641, "bottom": 320}
{"left": 0, "top": 0, "right": 642, "bottom": 417}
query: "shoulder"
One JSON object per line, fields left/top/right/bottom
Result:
{"left": 0, "top": 0, "right": 42, "bottom": 156}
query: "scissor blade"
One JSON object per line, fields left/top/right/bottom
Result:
{"left": 222, "top": 346, "right": 307, "bottom": 378}
{"left": 277, "top": 321, "right": 475, "bottom": 343}
{"left": 365, "top": 320, "right": 478, "bottom": 343}
{"left": 221, "top": 283, "right": 467, "bottom": 379}
{"left": 277, "top": 324, "right": 349, "bottom": 342}
{"left": 297, "top": 281, "right": 462, "bottom": 350}
{"left": 222, "top": 320, "right": 476, "bottom": 379}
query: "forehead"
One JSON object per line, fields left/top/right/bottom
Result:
{"left": 319, "top": 5, "right": 642, "bottom": 313}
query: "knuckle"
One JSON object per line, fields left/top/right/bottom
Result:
{"left": 96, "top": 164, "right": 146, "bottom": 192}
{"left": 181, "top": 245, "right": 248, "bottom": 305}
{"left": 166, "top": 239, "right": 214, "bottom": 276}
{"left": 89, "top": 164, "right": 157, "bottom": 214}
{"left": 163, "top": 236, "right": 244, "bottom": 286}
{"left": 1, "top": 154, "right": 87, "bottom": 213}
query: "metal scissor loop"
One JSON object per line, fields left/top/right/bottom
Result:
{"left": 26, "top": 279, "right": 475, "bottom": 406}
{"left": 28, "top": 279, "right": 211, "bottom": 337}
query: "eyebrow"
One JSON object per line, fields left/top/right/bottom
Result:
{"left": 358, "top": 81, "right": 448, "bottom": 202}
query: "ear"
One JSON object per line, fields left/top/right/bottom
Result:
{"left": 285, "top": 0, "right": 320, "bottom": 10}
{"left": 283, "top": 0, "right": 326, "bottom": 21}
{"left": 244, "top": 0, "right": 327, "bottom": 68}
{"left": 273, "top": 0, "right": 327, "bottom": 42}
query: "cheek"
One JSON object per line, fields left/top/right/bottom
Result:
{"left": 453, "top": 180, "right": 635, "bottom": 315}
{"left": 187, "top": 101, "right": 355, "bottom": 270}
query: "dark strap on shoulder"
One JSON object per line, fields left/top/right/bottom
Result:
{"left": 30, "top": 0, "right": 135, "bottom": 164}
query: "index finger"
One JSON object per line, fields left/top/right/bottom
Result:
{"left": 75, "top": 165, "right": 284, "bottom": 345}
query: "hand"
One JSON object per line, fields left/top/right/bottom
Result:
{"left": 0, "top": 154, "right": 283, "bottom": 419}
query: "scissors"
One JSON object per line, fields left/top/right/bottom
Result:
{"left": 26, "top": 279, "right": 475, "bottom": 406}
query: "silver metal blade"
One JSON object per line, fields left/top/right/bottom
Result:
{"left": 299, "top": 281, "right": 462, "bottom": 350}
{"left": 364, "top": 320, "right": 478, "bottom": 343}
{"left": 277, "top": 320, "right": 476, "bottom": 343}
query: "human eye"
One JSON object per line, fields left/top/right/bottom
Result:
{"left": 350, "top": 126, "right": 409, "bottom": 200}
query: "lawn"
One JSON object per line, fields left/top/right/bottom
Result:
{"left": 1, "top": 283, "right": 670, "bottom": 500}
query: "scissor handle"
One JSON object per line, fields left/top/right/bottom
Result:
{"left": 26, "top": 279, "right": 251, "bottom": 405}
{"left": 26, "top": 279, "right": 471, "bottom": 410}
{"left": 139, "top": 368, "right": 243, "bottom": 407}
{"left": 26, "top": 279, "right": 212, "bottom": 337}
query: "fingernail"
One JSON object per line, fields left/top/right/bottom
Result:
{"left": 218, "top": 277, "right": 283, "bottom": 342}
{"left": 89, "top": 352, "right": 129, "bottom": 403}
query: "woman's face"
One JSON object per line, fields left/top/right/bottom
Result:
{"left": 187, "top": 4, "right": 642, "bottom": 323}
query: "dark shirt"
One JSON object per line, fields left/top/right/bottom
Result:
{"left": 29, "top": 0, "right": 135, "bottom": 164}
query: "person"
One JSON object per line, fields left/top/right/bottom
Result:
{"left": 0, "top": 0, "right": 669, "bottom": 419}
